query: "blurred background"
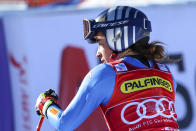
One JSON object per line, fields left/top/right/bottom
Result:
{"left": 0, "top": 0, "right": 196, "bottom": 131}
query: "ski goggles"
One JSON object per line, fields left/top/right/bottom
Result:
{"left": 83, "top": 18, "right": 152, "bottom": 43}
{"left": 83, "top": 19, "right": 96, "bottom": 42}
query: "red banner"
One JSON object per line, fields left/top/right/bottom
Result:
{"left": 58, "top": 46, "right": 108, "bottom": 131}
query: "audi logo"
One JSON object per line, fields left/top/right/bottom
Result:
{"left": 121, "top": 98, "right": 177, "bottom": 125}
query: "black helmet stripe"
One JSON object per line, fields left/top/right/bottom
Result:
{"left": 121, "top": 6, "right": 128, "bottom": 19}
{"left": 129, "top": 8, "right": 137, "bottom": 19}
{"left": 121, "top": 26, "right": 125, "bottom": 50}
{"left": 129, "top": 7, "right": 136, "bottom": 45}
{"left": 113, "top": 6, "right": 119, "bottom": 50}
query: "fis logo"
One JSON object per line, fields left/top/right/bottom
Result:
{"left": 157, "top": 63, "right": 169, "bottom": 72}
{"left": 114, "top": 63, "right": 128, "bottom": 72}
{"left": 120, "top": 76, "right": 172, "bottom": 93}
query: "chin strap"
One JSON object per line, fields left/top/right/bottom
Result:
{"left": 110, "top": 52, "right": 118, "bottom": 61}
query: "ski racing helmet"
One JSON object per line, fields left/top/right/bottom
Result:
{"left": 83, "top": 6, "right": 152, "bottom": 52}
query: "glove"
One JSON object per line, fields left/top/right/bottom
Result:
{"left": 35, "top": 89, "right": 58, "bottom": 117}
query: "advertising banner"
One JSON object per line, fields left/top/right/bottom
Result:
{"left": 2, "top": 4, "right": 196, "bottom": 131}
{"left": 3, "top": 8, "right": 106, "bottom": 131}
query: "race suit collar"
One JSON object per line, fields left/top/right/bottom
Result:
{"left": 121, "top": 56, "right": 154, "bottom": 68}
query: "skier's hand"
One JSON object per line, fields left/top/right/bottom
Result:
{"left": 35, "top": 89, "right": 58, "bottom": 117}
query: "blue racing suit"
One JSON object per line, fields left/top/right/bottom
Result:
{"left": 46, "top": 56, "right": 177, "bottom": 131}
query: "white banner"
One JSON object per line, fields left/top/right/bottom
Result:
{"left": 3, "top": 9, "right": 102, "bottom": 131}
{"left": 2, "top": 4, "right": 196, "bottom": 131}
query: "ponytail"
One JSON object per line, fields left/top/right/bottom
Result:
{"left": 131, "top": 40, "right": 167, "bottom": 62}
{"left": 118, "top": 39, "right": 169, "bottom": 62}
{"left": 145, "top": 41, "right": 165, "bottom": 60}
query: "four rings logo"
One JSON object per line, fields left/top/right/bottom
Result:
{"left": 121, "top": 98, "right": 177, "bottom": 125}
{"left": 120, "top": 76, "right": 173, "bottom": 93}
